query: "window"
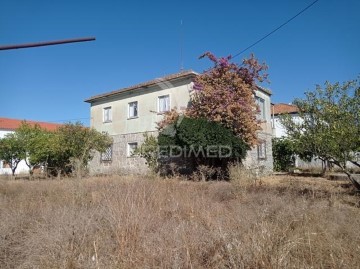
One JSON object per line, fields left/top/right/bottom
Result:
{"left": 128, "top": 101, "right": 138, "bottom": 118}
{"left": 127, "top": 142, "right": 138, "bottom": 157}
{"left": 103, "top": 107, "right": 112, "bottom": 123}
{"left": 101, "top": 145, "right": 112, "bottom": 162}
{"left": 257, "top": 141, "right": 267, "bottom": 160}
{"left": 158, "top": 95, "right": 170, "bottom": 113}
{"left": 255, "top": 96, "right": 266, "bottom": 120}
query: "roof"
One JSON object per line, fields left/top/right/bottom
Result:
{"left": 85, "top": 70, "right": 272, "bottom": 103}
{"left": 272, "top": 103, "right": 299, "bottom": 116}
{"left": 255, "top": 85, "right": 272, "bottom": 96}
{"left": 0, "top": 117, "right": 62, "bottom": 131}
{"left": 85, "top": 70, "right": 198, "bottom": 103}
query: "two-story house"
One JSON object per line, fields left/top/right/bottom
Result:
{"left": 85, "top": 70, "right": 273, "bottom": 175}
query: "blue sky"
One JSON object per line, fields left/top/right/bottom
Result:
{"left": 1, "top": 0, "right": 359, "bottom": 126}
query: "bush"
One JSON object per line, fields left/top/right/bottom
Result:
{"left": 272, "top": 137, "right": 295, "bottom": 172}
{"left": 134, "top": 133, "right": 159, "bottom": 173}
{"left": 158, "top": 117, "right": 249, "bottom": 179}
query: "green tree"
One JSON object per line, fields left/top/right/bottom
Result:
{"left": 0, "top": 122, "right": 113, "bottom": 179}
{"left": 54, "top": 123, "right": 113, "bottom": 178}
{"left": 281, "top": 78, "right": 360, "bottom": 190}
{"left": 0, "top": 133, "right": 26, "bottom": 176}
{"left": 15, "top": 122, "right": 50, "bottom": 174}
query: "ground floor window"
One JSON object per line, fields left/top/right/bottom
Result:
{"left": 127, "top": 142, "right": 138, "bottom": 157}
{"left": 257, "top": 140, "right": 267, "bottom": 160}
{"left": 101, "top": 145, "right": 113, "bottom": 162}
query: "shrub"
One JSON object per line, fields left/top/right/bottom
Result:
{"left": 158, "top": 117, "right": 249, "bottom": 179}
{"left": 272, "top": 137, "right": 295, "bottom": 172}
{"left": 134, "top": 133, "right": 159, "bottom": 173}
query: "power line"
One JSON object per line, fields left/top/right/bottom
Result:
{"left": 232, "top": 0, "right": 320, "bottom": 59}
{"left": 47, "top": 117, "right": 91, "bottom": 123}
{"left": 0, "top": 37, "right": 95, "bottom": 51}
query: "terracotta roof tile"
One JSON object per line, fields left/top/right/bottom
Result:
{"left": 0, "top": 117, "right": 61, "bottom": 131}
{"left": 273, "top": 103, "right": 299, "bottom": 115}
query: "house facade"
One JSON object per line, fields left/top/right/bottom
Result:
{"left": 272, "top": 103, "right": 299, "bottom": 138}
{"left": 0, "top": 117, "right": 61, "bottom": 175}
{"left": 271, "top": 103, "right": 332, "bottom": 170}
{"left": 85, "top": 70, "right": 273, "bottom": 175}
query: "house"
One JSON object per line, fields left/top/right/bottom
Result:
{"left": 85, "top": 70, "right": 273, "bottom": 175}
{"left": 271, "top": 103, "right": 337, "bottom": 170}
{"left": 271, "top": 103, "right": 299, "bottom": 138}
{"left": 0, "top": 117, "right": 61, "bottom": 175}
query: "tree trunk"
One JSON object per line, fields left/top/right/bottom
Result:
{"left": 332, "top": 160, "right": 360, "bottom": 191}
{"left": 321, "top": 159, "right": 326, "bottom": 176}
{"left": 350, "top": 160, "right": 360, "bottom": 168}
{"left": 344, "top": 171, "right": 360, "bottom": 191}
{"left": 57, "top": 169, "right": 62, "bottom": 180}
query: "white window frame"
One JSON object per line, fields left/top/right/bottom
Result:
{"left": 158, "top": 95, "right": 170, "bottom": 113}
{"left": 255, "top": 96, "right": 266, "bottom": 120}
{"left": 257, "top": 141, "right": 267, "bottom": 160}
{"left": 127, "top": 142, "right": 138, "bottom": 157}
{"left": 128, "top": 101, "right": 138, "bottom": 119}
{"left": 103, "top": 107, "right": 112, "bottom": 123}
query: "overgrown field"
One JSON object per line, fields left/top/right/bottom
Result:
{"left": 0, "top": 175, "right": 359, "bottom": 268}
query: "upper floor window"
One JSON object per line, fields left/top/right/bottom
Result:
{"left": 103, "top": 107, "right": 112, "bottom": 123}
{"left": 158, "top": 95, "right": 170, "bottom": 113}
{"left": 255, "top": 96, "right": 266, "bottom": 120}
{"left": 128, "top": 101, "right": 138, "bottom": 118}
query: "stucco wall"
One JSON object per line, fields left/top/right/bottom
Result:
{"left": 273, "top": 114, "right": 300, "bottom": 138}
{"left": 243, "top": 131, "right": 274, "bottom": 175}
{"left": 90, "top": 78, "right": 193, "bottom": 135}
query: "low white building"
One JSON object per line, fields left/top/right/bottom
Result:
{"left": 271, "top": 103, "right": 359, "bottom": 170}
{"left": 271, "top": 103, "right": 299, "bottom": 138}
{"left": 0, "top": 117, "right": 61, "bottom": 175}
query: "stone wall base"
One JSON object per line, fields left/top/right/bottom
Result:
{"left": 89, "top": 131, "right": 274, "bottom": 176}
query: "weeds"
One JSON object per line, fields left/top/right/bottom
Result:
{"left": 0, "top": 175, "right": 359, "bottom": 268}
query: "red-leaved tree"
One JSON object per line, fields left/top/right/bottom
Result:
{"left": 186, "top": 52, "right": 268, "bottom": 146}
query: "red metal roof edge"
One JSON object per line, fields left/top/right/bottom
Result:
{"left": 0, "top": 117, "right": 62, "bottom": 131}
{"left": 272, "top": 103, "right": 299, "bottom": 116}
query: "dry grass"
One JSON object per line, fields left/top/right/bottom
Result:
{"left": 0, "top": 175, "right": 359, "bottom": 268}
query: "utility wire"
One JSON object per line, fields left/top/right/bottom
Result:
{"left": 232, "top": 0, "right": 320, "bottom": 59}
{"left": 0, "top": 37, "right": 95, "bottom": 51}
{"left": 47, "top": 117, "right": 90, "bottom": 123}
